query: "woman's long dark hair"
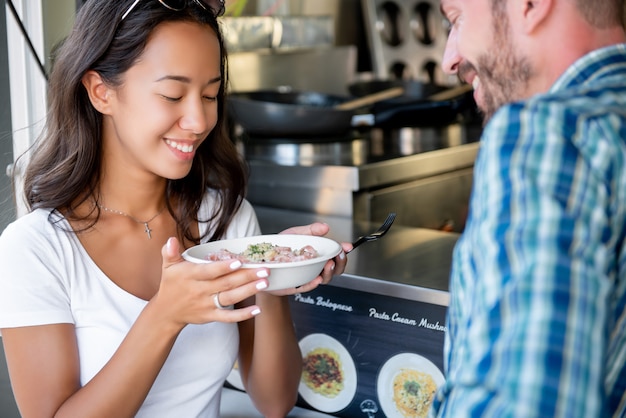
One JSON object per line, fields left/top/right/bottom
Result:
{"left": 22, "top": 0, "right": 247, "bottom": 244}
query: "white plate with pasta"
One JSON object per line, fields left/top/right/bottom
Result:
{"left": 298, "top": 333, "right": 357, "bottom": 413}
{"left": 377, "top": 352, "right": 445, "bottom": 418}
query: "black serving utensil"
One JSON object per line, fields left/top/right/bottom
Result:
{"left": 347, "top": 212, "right": 397, "bottom": 254}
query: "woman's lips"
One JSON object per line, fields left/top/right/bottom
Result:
{"left": 165, "top": 139, "right": 194, "bottom": 153}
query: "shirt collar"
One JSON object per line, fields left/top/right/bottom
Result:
{"left": 550, "top": 44, "right": 626, "bottom": 92}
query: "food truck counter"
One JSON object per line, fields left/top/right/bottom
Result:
{"left": 220, "top": 206, "right": 458, "bottom": 417}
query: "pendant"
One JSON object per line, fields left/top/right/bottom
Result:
{"left": 144, "top": 222, "right": 152, "bottom": 239}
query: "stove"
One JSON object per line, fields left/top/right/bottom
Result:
{"left": 238, "top": 124, "right": 481, "bottom": 233}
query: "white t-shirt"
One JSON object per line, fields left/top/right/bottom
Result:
{"left": 0, "top": 190, "right": 261, "bottom": 417}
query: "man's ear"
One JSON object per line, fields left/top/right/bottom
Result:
{"left": 81, "top": 70, "right": 113, "bottom": 114}
{"left": 521, "top": 0, "right": 553, "bottom": 34}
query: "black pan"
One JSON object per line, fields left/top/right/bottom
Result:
{"left": 228, "top": 91, "right": 354, "bottom": 138}
{"left": 227, "top": 85, "right": 475, "bottom": 138}
{"left": 348, "top": 79, "right": 446, "bottom": 101}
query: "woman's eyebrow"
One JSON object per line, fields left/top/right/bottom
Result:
{"left": 206, "top": 76, "right": 222, "bottom": 85}
{"left": 155, "top": 75, "right": 222, "bottom": 85}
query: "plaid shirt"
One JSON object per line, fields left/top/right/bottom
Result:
{"left": 432, "top": 44, "right": 626, "bottom": 418}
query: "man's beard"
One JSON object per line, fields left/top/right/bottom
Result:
{"left": 459, "top": 14, "right": 534, "bottom": 123}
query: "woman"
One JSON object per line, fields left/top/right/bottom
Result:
{"left": 0, "top": 1, "right": 349, "bottom": 417}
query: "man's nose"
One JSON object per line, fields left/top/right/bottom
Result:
{"left": 441, "top": 29, "right": 460, "bottom": 75}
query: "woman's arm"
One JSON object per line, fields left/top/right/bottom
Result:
{"left": 2, "top": 304, "right": 180, "bottom": 418}
{"left": 238, "top": 222, "right": 350, "bottom": 418}
{"left": 237, "top": 293, "right": 302, "bottom": 418}
{"left": 2, "top": 238, "right": 265, "bottom": 418}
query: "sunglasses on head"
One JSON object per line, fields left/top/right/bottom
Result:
{"left": 121, "top": 0, "right": 226, "bottom": 21}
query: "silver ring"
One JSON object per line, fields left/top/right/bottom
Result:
{"left": 213, "top": 292, "right": 226, "bottom": 310}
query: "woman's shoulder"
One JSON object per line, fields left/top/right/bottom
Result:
{"left": 0, "top": 208, "right": 60, "bottom": 240}
{"left": 199, "top": 189, "right": 260, "bottom": 240}
{"left": 0, "top": 208, "right": 74, "bottom": 259}
{"left": 199, "top": 188, "right": 254, "bottom": 215}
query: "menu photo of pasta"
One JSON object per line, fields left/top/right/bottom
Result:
{"left": 377, "top": 352, "right": 445, "bottom": 418}
{"left": 298, "top": 333, "right": 357, "bottom": 413}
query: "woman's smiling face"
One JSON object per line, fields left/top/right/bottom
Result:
{"left": 103, "top": 20, "right": 222, "bottom": 180}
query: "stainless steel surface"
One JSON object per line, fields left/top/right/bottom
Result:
{"left": 228, "top": 0, "right": 369, "bottom": 74}
{"left": 354, "top": 167, "right": 473, "bottom": 232}
{"left": 222, "top": 16, "right": 335, "bottom": 52}
{"left": 255, "top": 206, "right": 457, "bottom": 299}
{"left": 243, "top": 134, "right": 479, "bottom": 230}
{"left": 227, "top": 46, "right": 357, "bottom": 95}
{"left": 222, "top": 17, "right": 275, "bottom": 51}
{"left": 242, "top": 127, "right": 476, "bottom": 184}
{"left": 275, "top": 16, "right": 335, "bottom": 50}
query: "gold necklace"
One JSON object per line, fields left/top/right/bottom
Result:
{"left": 98, "top": 204, "right": 165, "bottom": 239}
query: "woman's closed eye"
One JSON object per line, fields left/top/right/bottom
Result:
{"left": 161, "top": 95, "right": 183, "bottom": 102}
{"left": 159, "top": 94, "right": 217, "bottom": 102}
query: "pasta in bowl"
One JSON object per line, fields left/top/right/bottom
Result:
{"left": 182, "top": 234, "right": 342, "bottom": 291}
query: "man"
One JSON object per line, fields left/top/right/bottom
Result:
{"left": 433, "top": 0, "right": 626, "bottom": 416}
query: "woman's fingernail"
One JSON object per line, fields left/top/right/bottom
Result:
{"left": 230, "top": 260, "right": 242, "bottom": 269}
{"left": 256, "top": 281, "right": 268, "bottom": 290}
{"left": 339, "top": 251, "right": 346, "bottom": 260}
{"left": 251, "top": 307, "right": 261, "bottom": 316}
{"left": 256, "top": 269, "right": 269, "bottom": 278}
{"left": 331, "top": 262, "right": 335, "bottom": 271}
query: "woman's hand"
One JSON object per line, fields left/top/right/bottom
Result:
{"left": 269, "top": 222, "right": 351, "bottom": 295}
{"left": 152, "top": 237, "right": 268, "bottom": 329}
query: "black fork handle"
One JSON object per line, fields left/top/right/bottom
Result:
{"left": 348, "top": 235, "right": 382, "bottom": 253}
{"left": 347, "top": 237, "right": 366, "bottom": 253}
{"left": 347, "top": 213, "right": 396, "bottom": 254}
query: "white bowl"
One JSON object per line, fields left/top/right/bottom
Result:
{"left": 182, "top": 234, "right": 342, "bottom": 291}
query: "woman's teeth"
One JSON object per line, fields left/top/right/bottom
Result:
{"left": 165, "top": 139, "right": 194, "bottom": 153}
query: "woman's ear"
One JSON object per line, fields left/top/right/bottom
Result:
{"left": 81, "top": 70, "right": 113, "bottom": 114}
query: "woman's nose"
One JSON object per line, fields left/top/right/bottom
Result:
{"left": 179, "top": 99, "right": 214, "bottom": 134}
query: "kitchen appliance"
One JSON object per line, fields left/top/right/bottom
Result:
{"left": 361, "top": 0, "right": 453, "bottom": 85}
{"left": 228, "top": 0, "right": 481, "bottom": 233}
{"left": 238, "top": 121, "right": 480, "bottom": 233}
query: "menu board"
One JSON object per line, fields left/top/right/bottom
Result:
{"left": 289, "top": 284, "right": 447, "bottom": 418}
